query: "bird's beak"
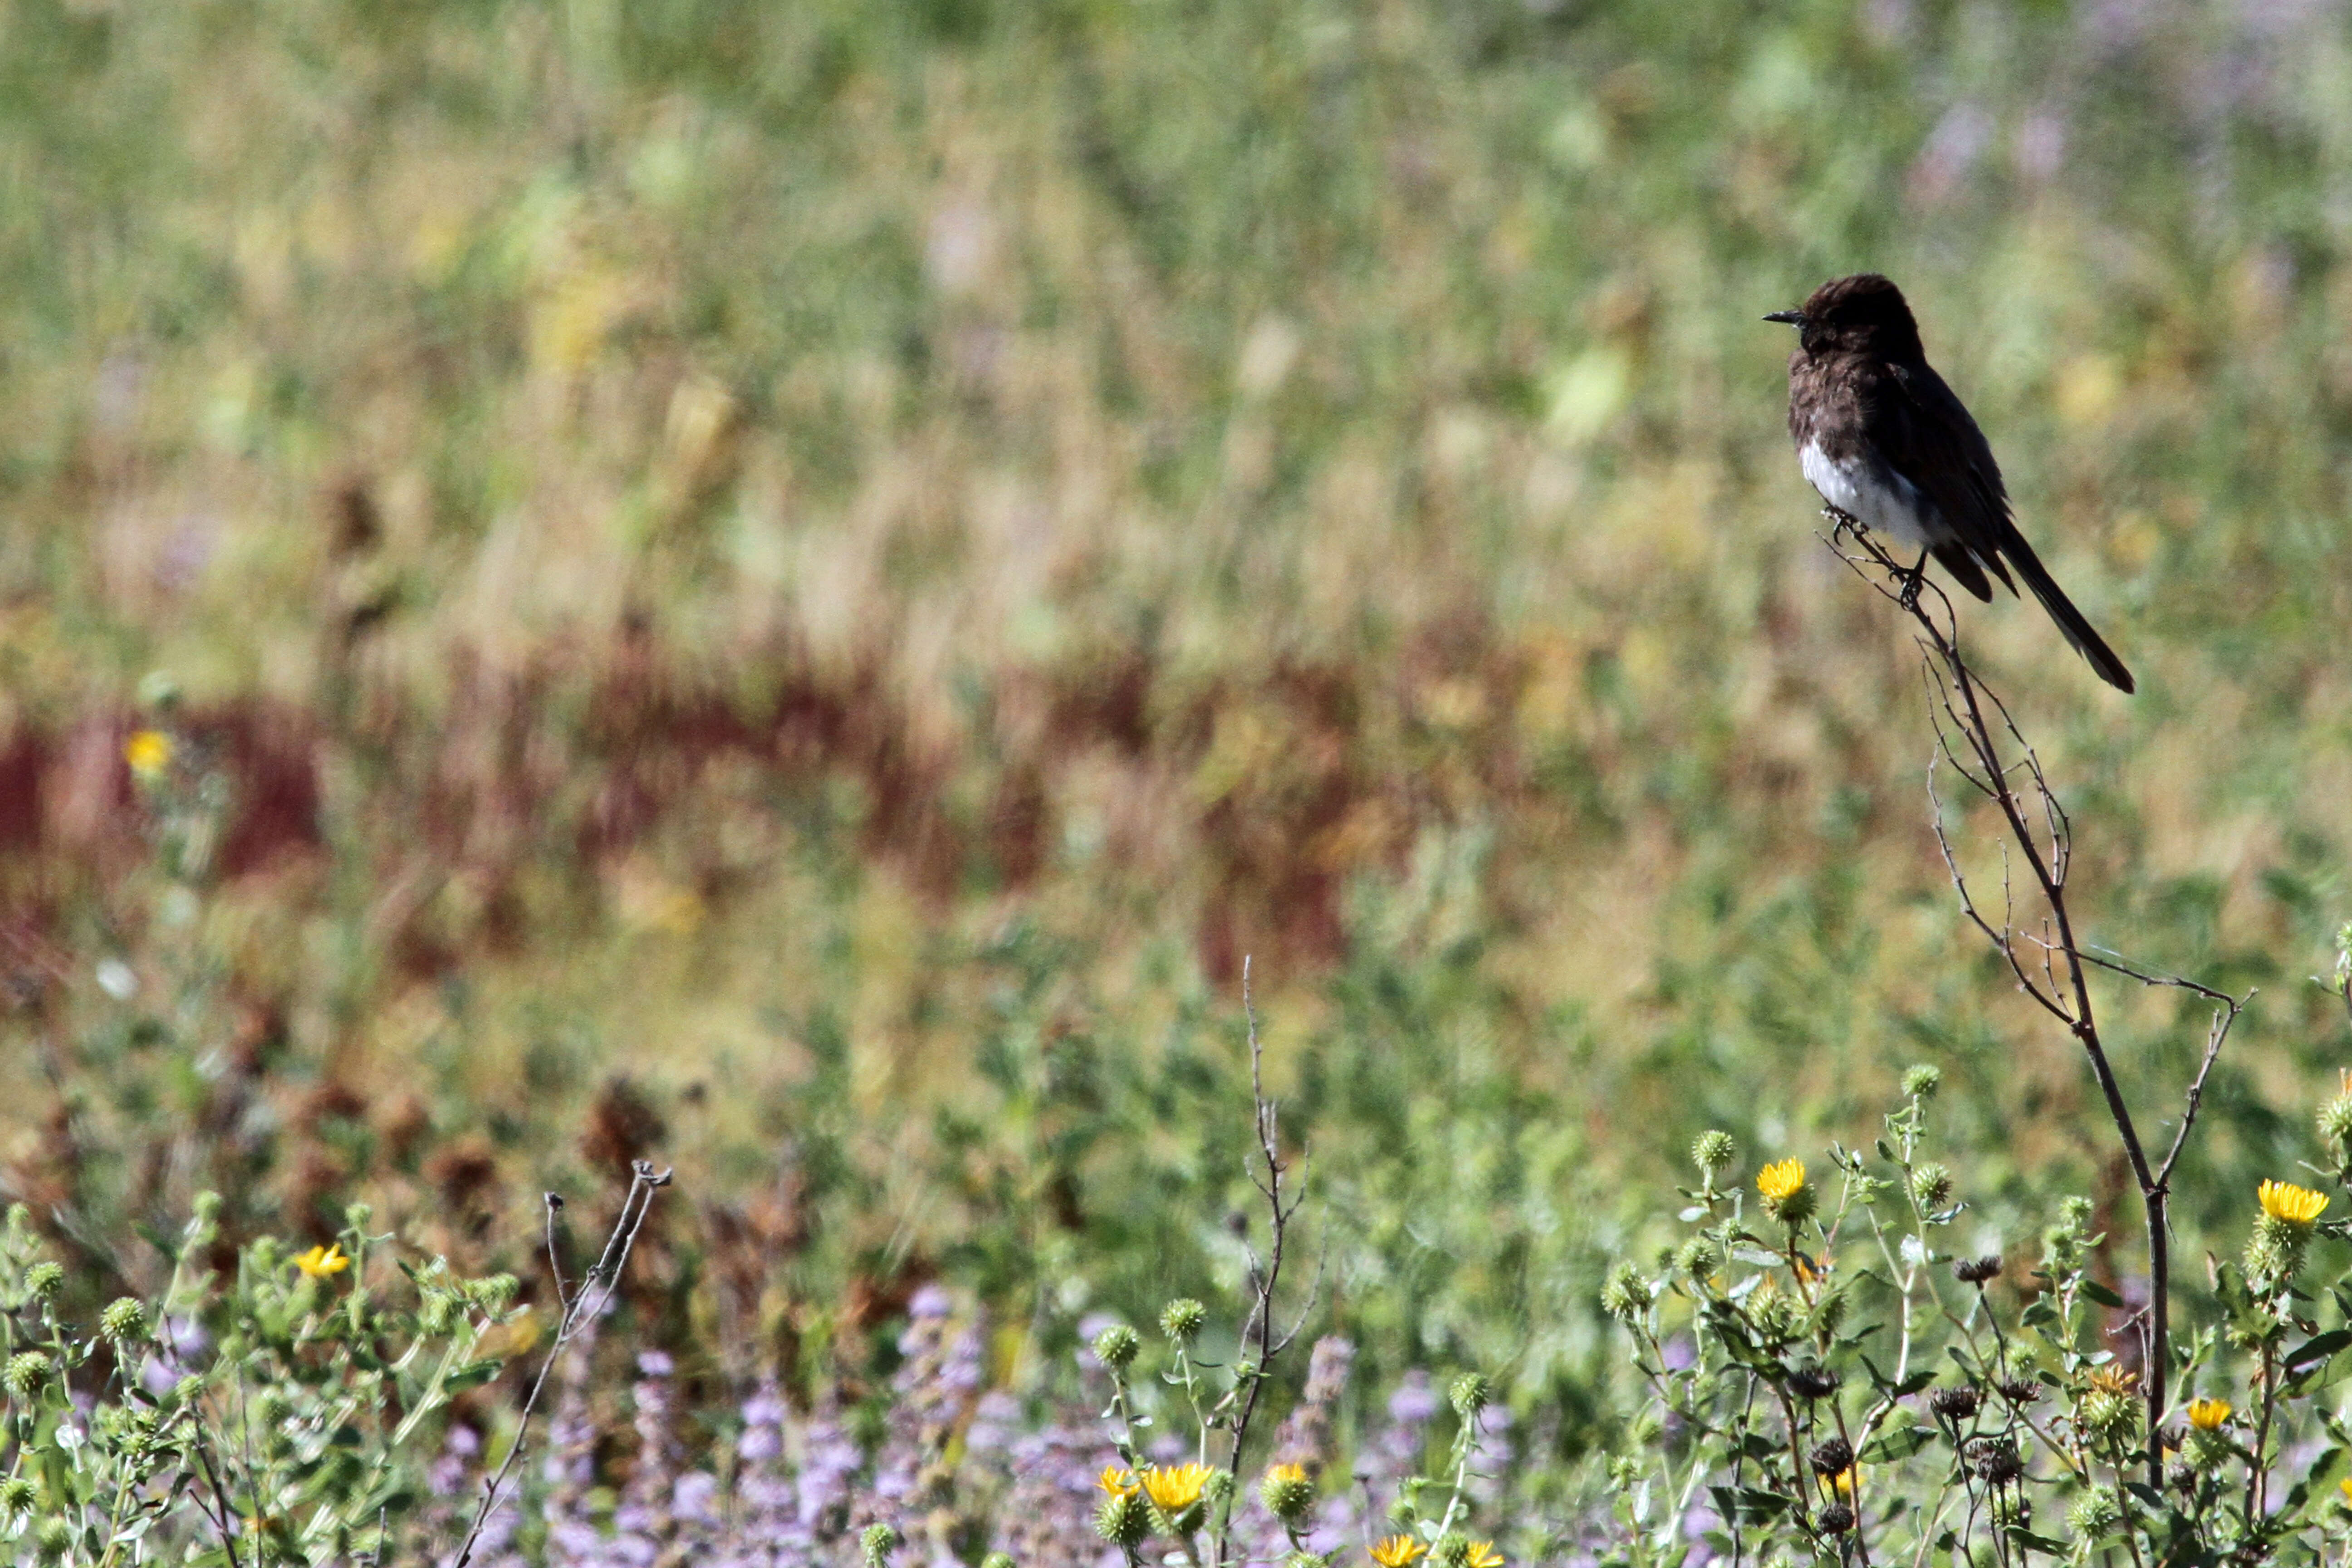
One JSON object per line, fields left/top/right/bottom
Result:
{"left": 1763, "top": 309, "right": 1805, "bottom": 325}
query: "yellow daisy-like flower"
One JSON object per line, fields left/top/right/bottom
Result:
{"left": 1264, "top": 1462, "right": 1306, "bottom": 1488}
{"left": 1098, "top": 1466, "right": 1138, "bottom": 1496}
{"left": 1141, "top": 1462, "right": 1210, "bottom": 1513}
{"left": 2185, "top": 1398, "right": 2231, "bottom": 1431}
{"left": 1756, "top": 1160, "right": 1806, "bottom": 1202}
{"left": 123, "top": 730, "right": 174, "bottom": 781}
{"left": 2340, "top": 1475, "right": 2352, "bottom": 1507}
{"left": 1370, "top": 1537, "right": 1427, "bottom": 1568}
{"left": 1465, "top": 1544, "right": 1503, "bottom": 1568}
{"left": 294, "top": 1243, "right": 350, "bottom": 1279}
{"left": 2085, "top": 1366, "right": 2138, "bottom": 1397}
{"left": 2259, "top": 1180, "right": 2328, "bottom": 1227}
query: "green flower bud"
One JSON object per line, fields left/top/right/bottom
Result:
{"left": 1204, "top": 1468, "right": 1235, "bottom": 1510}
{"left": 344, "top": 1201, "right": 373, "bottom": 1230}
{"left": 2184, "top": 1426, "right": 2232, "bottom": 1472}
{"left": 2065, "top": 1487, "right": 2121, "bottom": 1538}
{"left": 1093, "top": 1323, "right": 1140, "bottom": 1372}
{"left": 34, "top": 1515, "right": 71, "bottom": 1559}
{"left": 1901, "top": 1065, "right": 1942, "bottom": 1100}
{"left": 471, "top": 1274, "right": 520, "bottom": 1314}
{"left": 1675, "top": 1236, "right": 1722, "bottom": 1280}
{"left": 1749, "top": 1291, "right": 1802, "bottom": 1347}
{"left": 22, "top": 1262, "right": 61, "bottom": 1299}
{"left": 1260, "top": 1464, "right": 1315, "bottom": 1523}
{"left": 983, "top": 1554, "right": 1016, "bottom": 1568}
{"left": 1690, "top": 1130, "right": 1736, "bottom": 1175}
{"left": 1449, "top": 1372, "right": 1491, "bottom": 1419}
{"left": 862, "top": 1523, "right": 902, "bottom": 1568}
{"left": 1910, "top": 1163, "right": 1954, "bottom": 1211}
{"left": 2245, "top": 1215, "right": 2311, "bottom": 1286}
{"left": 4, "top": 1351, "right": 51, "bottom": 1401}
{"left": 2319, "top": 1092, "right": 2352, "bottom": 1164}
{"left": 1436, "top": 1536, "right": 1472, "bottom": 1568}
{"left": 1160, "top": 1299, "right": 1207, "bottom": 1343}
{"left": 99, "top": 1298, "right": 147, "bottom": 1345}
{"left": 1095, "top": 1491, "right": 1151, "bottom": 1549}
{"left": 1599, "top": 1262, "right": 1648, "bottom": 1322}
{"left": 0, "top": 1477, "right": 34, "bottom": 1515}
{"left": 2081, "top": 1391, "right": 2141, "bottom": 1446}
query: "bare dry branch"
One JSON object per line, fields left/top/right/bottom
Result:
{"left": 1822, "top": 508, "right": 2244, "bottom": 1487}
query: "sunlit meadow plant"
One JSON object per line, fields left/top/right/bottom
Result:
{"left": 1601, "top": 1030, "right": 2352, "bottom": 1567}
{"left": 1081, "top": 1304, "right": 1509, "bottom": 1568}
{"left": 0, "top": 1192, "right": 524, "bottom": 1565}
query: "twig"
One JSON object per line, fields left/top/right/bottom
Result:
{"left": 452, "top": 1161, "right": 673, "bottom": 1568}
{"left": 1211, "top": 956, "right": 1311, "bottom": 1568}
{"left": 1822, "top": 512, "right": 2245, "bottom": 1488}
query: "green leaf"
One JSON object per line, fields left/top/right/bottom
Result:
{"left": 2080, "top": 1279, "right": 2125, "bottom": 1309}
{"left": 2289, "top": 1329, "right": 2352, "bottom": 1371}
{"left": 2286, "top": 1446, "right": 2346, "bottom": 1509}
{"left": 1860, "top": 1425, "right": 1934, "bottom": 1462}
{"left": 1720, "top": 1487, "right": 1791, "bottom": 1522}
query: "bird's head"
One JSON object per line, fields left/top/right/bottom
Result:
{"left": 1764, "top": 274, "right": 1925, "bottom": 360}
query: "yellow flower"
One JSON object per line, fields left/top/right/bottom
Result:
{"left": 2185, "top": 1398, "right": 2231, "bottom": 1431}
{"left": 1264, "top": 1462, "right": 1306, "bottom": 1488}
{"left": 2086, "top": 1366, "right": 2138, "bottom": 1397}
{"left": 1756, "top": 1160, "right": 1806, "bottom": 1202}
{"left": 2259, "top": 1181, "right": 2328, "bottom": 1227}
{"left": 1370, "top": 1537, "right": 1427, "bottom": 1568}
{"left": 1141, "top": 1462, "right": 1210, "bottom": 1513}
{"left": 2340, "top": 1475, "right": 2352, "bottom": 1507}
{"left": 123, "top": 730, "right": 174, "bottom": 781}
{"left": 1827, "top": 1465, "right": 1861, "bottom": 1498}
{"left": 1098, "top": 1466, "right": 1138, "bottom": 1496}
{"left": 294, "top": 1243, "right": 350, "bottom": 1279}
{"left": 1465, "top": 1543, "right": 1503, "bottom": 1568}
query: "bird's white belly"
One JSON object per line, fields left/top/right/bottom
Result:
{"left": 1799, "top": 440, "right": 1941, "bottom": 549}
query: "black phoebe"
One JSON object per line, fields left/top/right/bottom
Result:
{"left": 1766, "top": 274, "right": 2134, "bottom": 694}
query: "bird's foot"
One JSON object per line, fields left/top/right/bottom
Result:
{"left": 1896, "top": 550, "right": 1930, "bottom": 611}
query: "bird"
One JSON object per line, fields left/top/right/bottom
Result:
{"left": 1764, "top": 273, "right": 2135, "bottom": 694}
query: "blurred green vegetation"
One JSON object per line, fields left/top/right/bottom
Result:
{"left": 1, "top": 0, "right": 2351, "bottom": 1460}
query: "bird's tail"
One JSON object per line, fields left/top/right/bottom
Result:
{"left": 1998, "top": 525, "right": 2135, "bottom": 694}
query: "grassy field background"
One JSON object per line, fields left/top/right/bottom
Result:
{"left": 3, "top": 0, "right": 2352, "bottom": 1455}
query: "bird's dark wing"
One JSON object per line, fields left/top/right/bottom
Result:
{"left": 1869, "top": 361, "right": 2018, "bottom": 595}
{"left": 1874, "top": 360, "right": 2136, "bottom": 693}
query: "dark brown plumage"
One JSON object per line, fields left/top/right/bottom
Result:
{"left": 1766, "top": 274, "right": 2134, "bottom": 694}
